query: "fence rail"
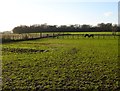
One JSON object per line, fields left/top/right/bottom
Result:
{"left": 0, "top": 33, "right": 61, "bottom": 43}
{"left": 0, "top": 33, "right": 120, "bottom": 43}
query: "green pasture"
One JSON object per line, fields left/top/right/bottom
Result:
{"left": 42, "top": 32, "right": 119, "bottom": 34}
{"left": 1, "top": 35, "right": 119, "bottom": 90}
{"left": 17, "top": 32, "right": 119, "bottom": 35}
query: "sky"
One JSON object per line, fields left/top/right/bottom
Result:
{"left": 0, "top": 0, "right": 119, "bottom": 32}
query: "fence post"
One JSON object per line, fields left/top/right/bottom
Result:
{"left": 47, "top": 34, "right": 49, "bottom": 38}
{"left": 63, "top": 32, "right": 64, "bottom": 39}
{"left": 103, "top": 35, "right": 104, "bottom": 39}
{"left": 98, "top": 35, "right": 99, "bottom": 39}
{"left": 40, "top": 32, "right": 42, "bottom": 38}
{"left": 114, "top": 35, "right": 115, "bottom": 39}
{"left": 53, "top": 33, "right": 54, "bottom": 38}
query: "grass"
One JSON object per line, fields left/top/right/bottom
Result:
{"left": 57, "top": 32, "right": 119, "bottom": 34}
{"left": 1, "top": 32, "right": 119, "bottom": 43}
{"left": 2, "top": 35, "right": 119, "bottom": 90}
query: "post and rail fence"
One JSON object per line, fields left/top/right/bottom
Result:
{"left": 0, "top": 33, "right": 120, "bottom": 43}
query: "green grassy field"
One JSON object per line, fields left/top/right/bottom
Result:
{"left": 2, "top": 35, "right": 119, "bottom": 90}
{"left": 52, "top": 32, "right": 119, "bottom": 34}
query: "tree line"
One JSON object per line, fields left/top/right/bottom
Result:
{"left": 12, "top": 23, "right": 119, "bottom": 33}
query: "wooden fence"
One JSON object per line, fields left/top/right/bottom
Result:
{"left": 56, "top": 34, "right": 120, "bottom": 39}
{"left": 0, "top": 33, "right": 120, "bottom": 43}
{"left": 0, "top": 33, "right": 61, "bottom": 43}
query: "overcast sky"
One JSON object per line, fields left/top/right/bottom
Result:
{"left": 0, "top": 0, "right": 119, "bottom": 32}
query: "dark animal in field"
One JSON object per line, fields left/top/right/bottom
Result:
{"left": 84, "top": 34, "right": 94, "bottom": 38}
{"left": 89, "top": 34, "right": 94, "bottom": 38}
{"left": 84, "top": 34, "right": 89, "bottom": 37}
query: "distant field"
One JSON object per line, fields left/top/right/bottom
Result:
{"left": 1, "top": 32, "right": 119, "bottom": 43}
{"left": 50, "top": 31, "right": 119, "bottom": 34}
{"left": 2, "top": 35, "right": 119, "bottom": 90}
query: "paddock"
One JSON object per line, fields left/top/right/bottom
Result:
{"left": 1, "top": 32, "right": 120, "bottom": 43}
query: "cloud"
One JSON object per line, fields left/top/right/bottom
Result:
{"left": 104, "top": 12, "right": 113, "bottom": 17}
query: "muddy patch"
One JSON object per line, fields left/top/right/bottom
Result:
{"left": 23, "top": 43, "right": 51, "bottom": 45}
{"left": 2, "top": 48, "right": 49, "bottom": 53}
